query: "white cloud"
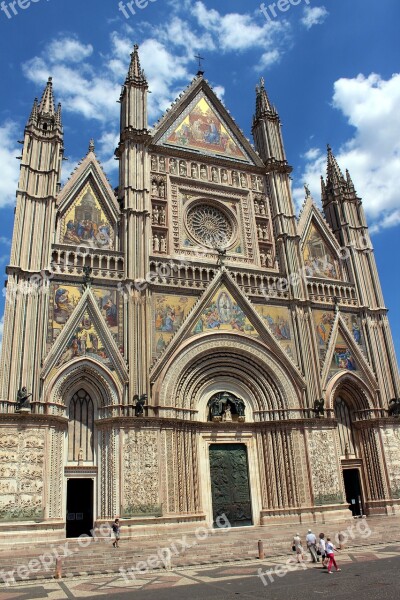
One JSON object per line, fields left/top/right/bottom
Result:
{"left": 48, "top": 37, "right": 93, "bottom": 63}
{"left": 301, "top": 6, "right": 329, "bottom": 29}
{"left": 192, "top": 1, "right": 289, "bottom": 65}
{"left": 294, "top": 73, "right": 400, "bottom": 233}
{"left": 0, "top": 122, "right": 19, "bottom": 209}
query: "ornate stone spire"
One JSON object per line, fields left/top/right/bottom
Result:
{"left": 326, "top": 144, "right": 346, "bottom": 189}
{"left": 55, "top": 102, "right": 62, "bottom": 129}
{"left": 254, "top": 76, "right": 275, "bottom": 124}
{"left": 126, "top": 44, "right": 147, "bottom": 86}
{"left": 28, "top": 97, "right": 39, "bottom": 125}
{"left": 38, "top": 77, "right": 56, "bottom": 116}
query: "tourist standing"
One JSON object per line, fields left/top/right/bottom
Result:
{"left": 326, "top": 537, "right": 341, "bottom": 573}
{"left": 306, "top": 529, "right": 319, "bottom": 563}
{"left": 318, "top": 533, "right": 328, "bottom": 568}
{"left": 112, "top": 518, "right": 121, "bottom": 548}
{"left": 292, "top": 533, "right": 305, "bottom": 563}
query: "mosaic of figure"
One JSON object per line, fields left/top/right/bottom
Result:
{"left": 153, "top": 294, "right": 198, "bottom": 355}
{"left": 166, "top": 96, "right": 247, "bottom": 160}
{"left": 62, "top": 186, "right": 113, "bottom": 249}
{"left": 303, "top": 223, "right": 339, "bottom": 279}
{"left": 56, "top": 312, "right": 113, "bottom": 370}
{"left": 192, "top": 287, "right": 257, "bottom": 336}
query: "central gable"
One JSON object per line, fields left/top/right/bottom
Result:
{"left": 153, "top": 79, "right": 261, "bottom": 165}
{"left": 161, "top": 93, "right": 249, "bottom": 162}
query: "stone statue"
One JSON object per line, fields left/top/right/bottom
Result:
{"left": 159, "top": 207, "right": 166, "bottom": 226}
{"left": 135, "top": 394, "right": 147, "bottom": 417}
{"left": 152, "top": 205, "right": 159, "bottom": 224}
{"left": 223, "top": 405, "right": 232, "bottom": 421}
{"left": 82, "top": 266, "right": 93, "bottom": 289}
{"left": 388, "top": 398, "right": 400, "bottom": 417}
{"left": 152, "top": 180, "right": 158, "bottom": 196}
{"left": 211, "top": 167, "right": 219, "bottom": 183}
{"left": 169, "top": 158, "right": 177, "bottom": 174}
{"left": 159, "top": 181, "right": 166, "bottom": 198}
{"left": 159, "top": 157, "right": 166, "bottom": 172}
{"left": 153, "top": 234, "right": 160, "bottom": 252}
{"left": 151, "top": 156, "right": 157, "bottom": 171}
{"left": 160, "top": 236, "right": 167, "bottom": 253}
{"left": 232, "top": 171, "right": 239, "bottom": 186}
{"left": 313, "top": 398, "right": 325, "bottom": 418}
{"left": 179, "top": 161, "right": 187, "bottom": 176}
{"left": 16, "top": 387, "right": 32, "bottom": 412}
{"left": 200, "top": 165, "right": 207, "bottom": 179}
{"left": 260, "top": 202, "right": 266, "bottom": 215}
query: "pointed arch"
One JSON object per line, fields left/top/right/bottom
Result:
{"left": 45, "top": 357, "right": 121, "bottom": 418}
{"left": 153, "top": 334, "right": 302, "bottom": 420}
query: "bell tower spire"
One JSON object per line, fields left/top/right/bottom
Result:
{"left": 115, "top": 44, "right": 151, "bottom": 402}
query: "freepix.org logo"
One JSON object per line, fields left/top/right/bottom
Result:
{"left": 260, "top": 0, "right": 311, "bottom": 22}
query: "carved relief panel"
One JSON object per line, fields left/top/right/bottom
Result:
{"left": 0, "top": 428, "right": 46, "bottom": 520}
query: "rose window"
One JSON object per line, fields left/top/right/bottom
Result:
{"left": 186, "top": 204, "right": 233, "bottom": 248}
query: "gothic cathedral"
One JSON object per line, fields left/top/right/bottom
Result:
{"left": 1, "top": 46, "right": 400, "bottom": 541}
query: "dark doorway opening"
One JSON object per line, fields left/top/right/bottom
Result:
{"left": 66, "top": 478, "right": 94, "bottom": 538}
{"left": 209, "top": 443, "right": 253, "bottom": 527}
{"left": 343, "top": 469, "right": 363, "bottom": 517}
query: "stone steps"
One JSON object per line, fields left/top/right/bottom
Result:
{"left": 0, "top": 515, "right": 398, "bottom": 584}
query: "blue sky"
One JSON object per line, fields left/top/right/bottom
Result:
{"left": 0, "top": 0, "right": 399, "bottom": 363}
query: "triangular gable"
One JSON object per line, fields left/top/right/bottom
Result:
{"left": 150, "top": 268, "right": 304, "bottom": 387}
{"left": 56, "top": 149, "right": 120, "bottom": 250}
{"left": 321, "top": 312, "right": 376, "bottom": 389}
{"left": 41, "top": 287, "right": 128, "bottom": 383}
{"left": 300, "top": 203, "right": 344, "bottom": 280}
{"left": 152, "top": 78, "right": 262, "bottom": 166}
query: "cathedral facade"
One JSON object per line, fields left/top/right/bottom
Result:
{"left": 1, "top": 46, "right": 400, "bottom": 541}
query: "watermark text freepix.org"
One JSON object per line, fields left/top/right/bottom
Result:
{"left": 0, "top": 0, "right": 52, "bottom": 20}
{"left": 260, "top": 0, "right": 311, "bottom": 22}
{"left": 118, "top": 0, "right": 158, "bottom": 20}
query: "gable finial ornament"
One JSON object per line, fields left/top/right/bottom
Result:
{"left": 88, "top": 138, "right": 95, "bottom": 153}
{"left": 304, "top": 182, "right": 311, "bottom": 199}
{"left": 82, "top": 266, "right": 93, "bottom": 290}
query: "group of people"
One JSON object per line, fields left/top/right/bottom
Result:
{"left": 292, "top": 529, "right": 341, "bottom": 574}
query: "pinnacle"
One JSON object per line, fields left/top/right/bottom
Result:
{"left": 38, "top": 77, "right": 55, "bottom": 116}
{"left": 126, "top": 44, "right": 147, "bottom": 86}
{"left": 253, "top": 77, "right": 275, "bottom": 125}
{"left": 326, "top": 144, "right": 345, "bottom": 186}
{"left": 28, "top": 98, "right": 39, "bottom": 125}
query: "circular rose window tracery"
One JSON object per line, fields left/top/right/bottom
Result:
{"left": 186, "top": 204, "right": 234, "bottom": 248}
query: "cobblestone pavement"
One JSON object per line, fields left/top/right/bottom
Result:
{"left": 0, "top": 542, "right": 399, "bottom": 599}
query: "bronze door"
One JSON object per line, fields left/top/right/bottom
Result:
{"left": 209, "top": 443, "right": 253, "bottom": 527}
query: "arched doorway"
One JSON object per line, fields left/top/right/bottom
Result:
{"left": 334, "top": 395, "right": 365, "bottom": 517}
{"left": 66, "top": 388, "right": 96, "bottom": 537}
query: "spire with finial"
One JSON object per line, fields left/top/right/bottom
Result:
{"left": 55, "top": 102, "right": 62, "bottom": 129}
{"left": 126, "top": 44, "right": 147, "bottom": 86}
{"left": 28, "top": 98, "right": 39, "bottom": 125}
{"left": 38, "top": 77, "right": 55, "bottom": 116}
{"left": 326, "top": 144, "right": 346, "bottom": 189}
{"left": 254, "top": 76, "right": 274, "bottom": 124}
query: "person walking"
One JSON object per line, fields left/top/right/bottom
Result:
{"left": 318, "top": 533, "right": 328, "bottom": 568}
{"left": 306, "top": 529, "right": 319, "bottom": 563}
{"left": 112, "top": 518, "right": 121, "bottom": 548}
{"left": 325, "top": 537, "right": 341, "bottom": 573}
{"left": 292, "top": 533, "right": 305, "bottom": 563}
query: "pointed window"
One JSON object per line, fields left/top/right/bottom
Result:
{"left": 334, "top": 396, "right": 356, "bottom": 457}
{"left": 68, "top": 389, "right": 95, "bottom": 462}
